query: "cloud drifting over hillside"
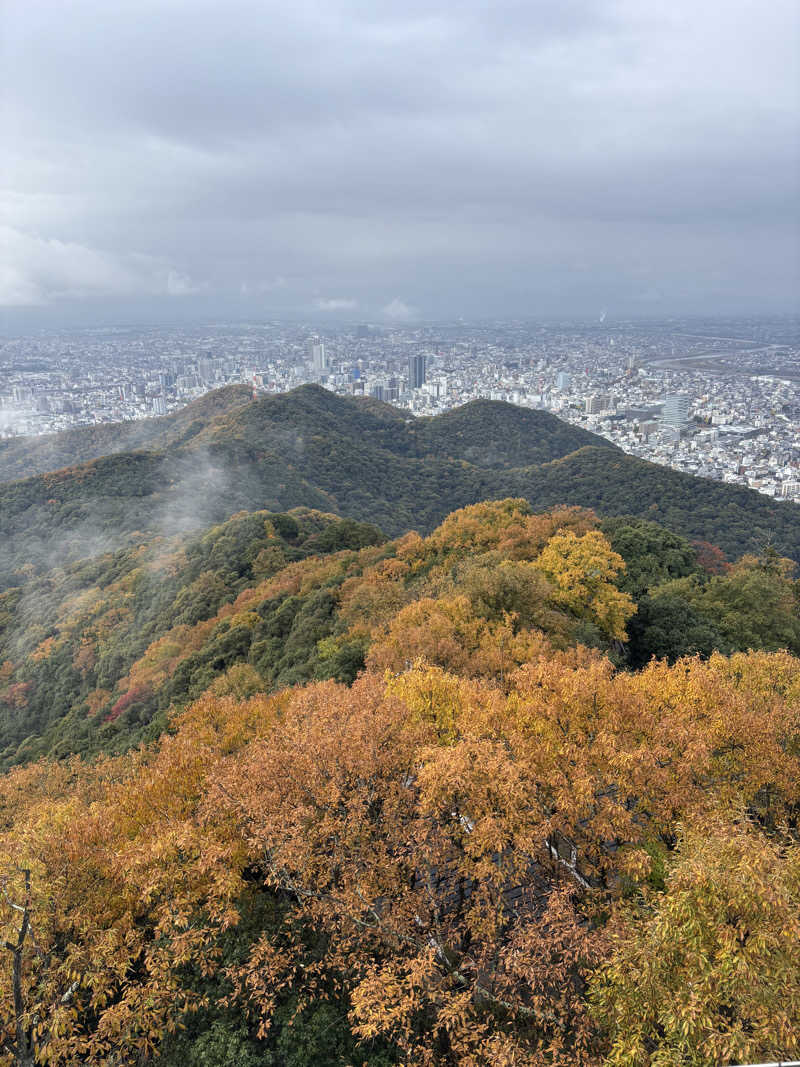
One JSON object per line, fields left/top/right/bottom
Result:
{"left": 2, "top": 0, "right": 798, "bottom": 323}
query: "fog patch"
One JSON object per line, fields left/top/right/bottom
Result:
{"left": 0, "top": 404, "right": 38, "bottom": 439}
{"left": 154, "top": 449, "right": 234, "bottom": 538}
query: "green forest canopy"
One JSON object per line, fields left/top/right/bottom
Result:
{"left": 0, "top": 386, "right": 798, "bottom": 595}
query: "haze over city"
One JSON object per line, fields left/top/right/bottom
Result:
{"left": 2, "top": 0, "right": 799, "bottom": 329}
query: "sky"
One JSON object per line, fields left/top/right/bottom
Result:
{"left": 2, "top": 0, "right": 799, "bottom": 327}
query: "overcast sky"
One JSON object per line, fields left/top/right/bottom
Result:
{"left": 2, "top": 0, "right": 799, "bottom": 326}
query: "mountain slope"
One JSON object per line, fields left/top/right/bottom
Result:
{"left": 2, "top": 495, "right": 798, "bottom": 772}
{"left": 0, "top": 383, "right": 252, "bottom": 482}
{"left": 414, "top": 397, "right": 611, "bottom": 468}
{"left": 0, "top": 384, "right": 609, "bottom": 485}
{"left": 0, "top": 507, "right": 384, "bottom": 766}
{"left": 506, "top": 446, "right": 796, "bottom": 563}
{"left": 0, "top": 385, "right": 797, "bottom": 591}
{"left": 1, "top": 498, "right": 798, "bottom": 1065}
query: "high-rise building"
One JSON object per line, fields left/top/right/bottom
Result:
{"left": 306, "top": 337, "right": 327, "bottom": 371}
{"left": 408, "top": 353, "right": 426, "bottom": 390}
{"left": 662, "top": 394, "right": 690, "bottom": 429}
{"left": 312, "top": 342, "right": 327, "bottom": 371}
{"left": 585, "top": 393, "right": 612, "bottom": 415}
{"left": 198, "top": 358, "right": 216, "bottom": 383}
{"left": 556, "top": 371, "right": 570, "bottom": 390}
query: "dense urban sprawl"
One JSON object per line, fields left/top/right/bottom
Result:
{"left": 1, "top": 316, "right": 798, "bottom": 501}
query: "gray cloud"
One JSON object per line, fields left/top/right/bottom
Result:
{"left": 2, "top": 0, "right": 798, "bottom": 323}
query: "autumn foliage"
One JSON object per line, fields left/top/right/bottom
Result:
{"left": 0, "top": 501, "right": 798, "bottom": 1065}
{"left": 0, "top": 643, "right": 797, "bottom": 1064}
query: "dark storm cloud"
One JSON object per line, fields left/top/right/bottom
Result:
{"left": 2, "top": 0, "right": 798, "bottom": 321}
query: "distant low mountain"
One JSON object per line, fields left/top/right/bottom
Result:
{"left": 0, "top": 383, "right": 797, "bottom": 590}
{"left": 0, "top": 383, "right": 253, "bottom": 483}
{"left": 413, "top": 398, "right": 610, "bottom": 468}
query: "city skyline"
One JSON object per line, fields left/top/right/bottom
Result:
{"left": 2, "top": 315, "right": 797, "bottom": 505}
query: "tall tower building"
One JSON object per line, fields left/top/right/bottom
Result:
{"left": 307, "top": 340, "right": 327, "bottom": 372}
{"left": 662, "top": 394, "right": 690, "bottom": 429}
{"left": 408, "top": 353, "right": 427, "bottom": 390}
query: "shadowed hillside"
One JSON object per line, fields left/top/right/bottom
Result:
{"left": 0, "top": 384, "right": 797, "bottom": 590}
{"left": 413, "top": 397, "right": 613, "bottom": 468}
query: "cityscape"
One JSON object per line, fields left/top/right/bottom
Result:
{"left": 1, "top": 315, "right": 798, "bottom": 503}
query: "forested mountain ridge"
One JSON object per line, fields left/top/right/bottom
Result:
{"left": 0, "top": 384, "right": 607, "bottom": 488}
{"left": 0, "top": 385, "right": 798, "bottom": 593}
{"left": 0, "top": 383, "right": 253, "bottom": 483}
{"left": 0, "top": 497, "right": 798, "bottom": 1066}
{"left": 1, "top": 499, "right": 797, "bottom": 773}
{"left": 0, "top": 507, "right": 383, "bottom": 766}
{"left": 413, "top": 396, "right": 616, "bottom": 468}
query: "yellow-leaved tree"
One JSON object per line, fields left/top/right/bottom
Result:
{"left": 592, "top": 816, "right": 800, "bottom": 1066}
{"left": 534, "top": 529, "right": 635, "bottom": 641}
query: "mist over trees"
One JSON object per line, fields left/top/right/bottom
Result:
{"left": 1, "top": 387, "right": 799, "bottom": 597}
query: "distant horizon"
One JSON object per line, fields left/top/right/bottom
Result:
{"left": 2, "top": 307, "right": 799, "bottom": 339}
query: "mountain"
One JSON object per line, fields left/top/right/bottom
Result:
{"left": 413, "top": 397, "right": 611, "bottom": 468}
{"left": 0, "top": 506, "right": 384, "bottom": 766}
{"left": 0, "top": 384, "right": 798, "bottom": 592}
{"left": 0, "top": 385, "right": 602, "bottom": 486}
{"left": 0, "top": 383, "right": 253, "bottom": 482}
{"left": 1, "top": 496, "right": 797, "bottom": 772}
